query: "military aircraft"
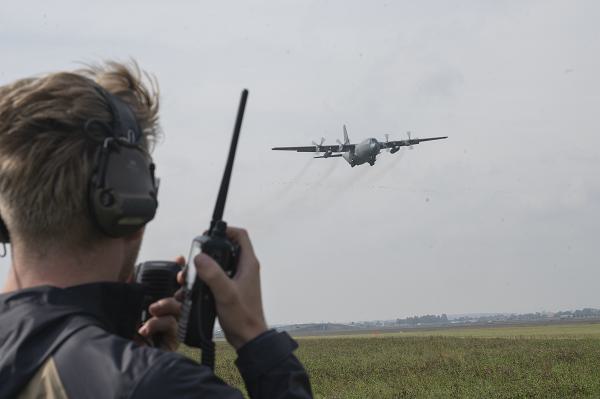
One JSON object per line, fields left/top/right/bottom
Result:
{"left": 272, "top": 125, "right": 448, "bottom": 167}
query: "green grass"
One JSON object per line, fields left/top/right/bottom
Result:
{"left": 179, "top": 323, "right": 600, "bottom": 398}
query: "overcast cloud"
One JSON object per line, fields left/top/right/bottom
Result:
{"left": 0, "top": 0, "right": 599, "bottom": 324}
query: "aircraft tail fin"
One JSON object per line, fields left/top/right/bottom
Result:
{"left": 343, "top": 125, "right": 350, "bottom": 144}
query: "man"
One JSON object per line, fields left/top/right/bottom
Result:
{"left": 0, "top": 62, "right": 312, "bottom": 398}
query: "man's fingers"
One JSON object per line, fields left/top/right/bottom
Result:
{"left": 226, "top": 227, "right": 254, "bottom": 254}
{"left": 149, "top": 298, "right": 182, "bottom": 318}
{"left": 226, "top": 227, "right": 259, "bottom": 277}
{"left": 171, "top": 256, "right": 185, "bottom": 286}
{"left": 174, "top": 287, "right": 185, "bottom": 302}
{"left": 194, "top": 253, "right": 237, "bottom": 304}
{"left": 174, "top": 255, "right": 185, "bottom": 266}
{"left": 139, "top": 315, "right": 177, "bottom": 337}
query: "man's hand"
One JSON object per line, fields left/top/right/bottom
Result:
{"left": 137, "top": 256, "right": 184, "bottom": 352}
{"left": 194, "top": 227, "right": 268, "bottom": 350}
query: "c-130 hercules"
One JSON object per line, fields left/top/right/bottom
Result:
{"left": 272, "top": 125, "right": 448, "bottom": 167}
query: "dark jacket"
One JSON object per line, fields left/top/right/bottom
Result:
{"left": 0, "top": 283, "right": 312, "bottom": 398}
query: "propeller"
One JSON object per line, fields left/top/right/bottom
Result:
{"left": 407, "top": 131, "right": 414, "bottom": 150}
{"left": 311, "top": 137, "right": 326, "bottom": 154}
{"left": 383, "top": 134, "right": 402, "bottom": 154}
{"left": 336, "top": 139, "right": 344, "bottom": 152}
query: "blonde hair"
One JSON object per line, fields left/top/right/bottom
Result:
{"left": 0, "top": 61, "right": 160, "bottom": 247}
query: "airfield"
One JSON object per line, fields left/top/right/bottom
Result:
{"left": 280, "top": 318, "right": 600, "bottom": 339}
{"left": 182, "top": 319, "right": 600, "bottom": 398}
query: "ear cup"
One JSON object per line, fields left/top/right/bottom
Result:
{"left": 89, "top": 143, "right": 158, "bottom": 237}
{"left": 87, "top": 87, "right": 158, "bottom": 237}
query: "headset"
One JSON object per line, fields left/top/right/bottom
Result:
{"left": 0, "top": 85, "right": 159, "bottom": 254}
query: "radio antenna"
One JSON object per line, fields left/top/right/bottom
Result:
{"left": 210, "top": 89, "right": 248, "bottom": 231}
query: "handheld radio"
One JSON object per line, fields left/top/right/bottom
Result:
{"left": 138, "top": 89, "right": 248, "bottom": 368}
{"left": 178, "top": 89, "right": 248, "bottom": 369}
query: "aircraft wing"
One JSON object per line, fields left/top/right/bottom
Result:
{"left": 380, "top": 136, "right": 448, "bottom": 149}
{"left": 272, "top": 144, "right": 355, "bottom": 153}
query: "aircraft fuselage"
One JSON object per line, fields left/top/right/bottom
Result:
{"left": 343, "top": 138, "right": 381, "bottom": 167}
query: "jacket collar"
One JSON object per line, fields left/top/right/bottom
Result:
{"left": 0, "top": 282, "right": 144, "bottom": 339}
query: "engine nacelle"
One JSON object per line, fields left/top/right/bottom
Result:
{"left": 390, "top": 146, "right": 400, "bottom": 154}
{"left": 324, "top": 150, "right": 332, "bottom": 158}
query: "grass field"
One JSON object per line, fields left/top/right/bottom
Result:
{"left": 180, "top": 322, "right": 600, "bottom": 398}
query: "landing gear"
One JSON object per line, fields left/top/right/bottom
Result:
{"left": 368, "top": 161, "right": 375, "bottom": 166}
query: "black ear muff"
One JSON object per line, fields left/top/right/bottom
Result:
{"left": 88, "top": 88, "right": 158, "bottom": 237}
{"left": 89, "top": 142, "right": 157, "bottom": 237}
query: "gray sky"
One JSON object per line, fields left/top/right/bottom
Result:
{"left": 1, "top": 0, "right": 599, "bottom": 324}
